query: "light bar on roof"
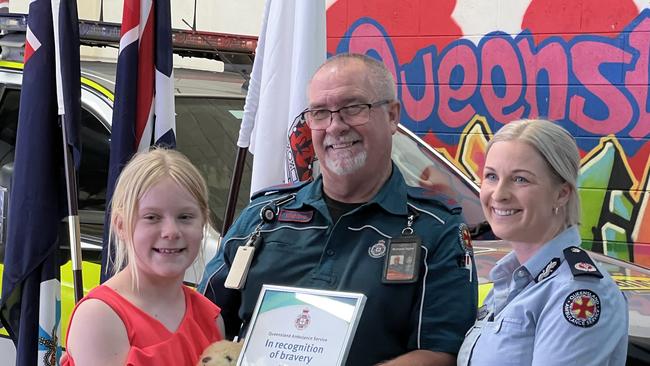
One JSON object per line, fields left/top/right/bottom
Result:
{"left": 77, "top": 20, "right": 256, "bottom": 55}
{"left": 0, "top": 13, "right": 256, "bottom": 68}
{"left": 172, "top": 30, "right": 257, "bottom": 54}
{"left": 78, "top": 21, "right": 120, "bottom": 43}
{"left": 0, "top": 13, "right": 26, "bottom": 31}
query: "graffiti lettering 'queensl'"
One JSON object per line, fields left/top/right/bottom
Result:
{"left": 338, "top": 11, "right": 650, "bottom": 152}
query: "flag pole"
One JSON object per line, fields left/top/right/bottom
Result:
{"left": 52, "top": 0, "right": 83, "bottom": 303}
{"left": 60, "top": 114, "right": 84, "bottom": 303}
{"left": 222, "top": 147, "right": 248, "bottom": 235}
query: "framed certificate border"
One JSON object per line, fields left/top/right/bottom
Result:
{"left": 237, "top": 285, "right": 366, "bottom": 366}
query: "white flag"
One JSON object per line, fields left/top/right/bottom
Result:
{"left": 238, "top": 0, "right": 326, "bottom": 195}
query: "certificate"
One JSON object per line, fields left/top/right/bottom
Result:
{"left": 237, "top": 285, "right": 366, "bottom": 366}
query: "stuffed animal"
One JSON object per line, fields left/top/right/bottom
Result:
{"left": 197, "top": 340, "right": 243, "bottom": 366}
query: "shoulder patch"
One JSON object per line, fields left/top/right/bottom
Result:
{"left": 251, "top": 179, "right": 312, "bottom": 200}
{"left": 563, "top": 246, "right": 603, "bottom": 279}
{"left": 406, "top": 186, "right": 462, "bottom": 214}
{"left": 534, "top": 258, "right": 561, "bottom": 283}
{"left": 563, "top": 289, "right": 600, "bottom": 327}
{"left": 457, "top": 223, "right": 473, "bottom": 254}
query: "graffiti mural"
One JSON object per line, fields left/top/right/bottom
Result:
{"left": 327, "top": 0, "right": 650, "bottom": 266}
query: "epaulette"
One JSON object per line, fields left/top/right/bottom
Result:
{"left": 250, "top": 179, "right": 312, "bottom": 201}
{"left": 406, "top": 186, "right": 462, "bottom": 214}
{"left": 563, "top": 246, "right": 603, "bottom": 279}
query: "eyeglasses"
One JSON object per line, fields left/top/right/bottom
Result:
{"left": 301, "top": 100, "right": 391, "bottom": 130}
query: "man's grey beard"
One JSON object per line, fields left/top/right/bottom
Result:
{"left": 323, "top": 149, "right": 367, "bottom": 176}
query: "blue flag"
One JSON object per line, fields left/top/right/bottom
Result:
{"left": 100, "top": 0, "right": 176, "bottom": 281}
{"left": 0, "top": 0, "right": 81, "bottom": 365}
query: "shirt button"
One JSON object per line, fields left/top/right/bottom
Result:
{"left": 517, "top": 270, "right": 526, "bottom": 278}
{"left": 326, "top": 249, "right": 335, "bottom": 256}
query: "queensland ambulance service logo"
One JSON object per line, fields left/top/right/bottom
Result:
{"left": 287, "top": 115, "right": 315, "bottom": 183}
{"left": 457, "top": 223, "right": 473, "bottom": 255}
{"left": 563, "top": 289, "right": 600, "bottom": 327}
{"left": 295, "top": 308, "right": 311, "bottom": 330}
{"left": 368, "top": 240, "right": 387, "bottom": 258}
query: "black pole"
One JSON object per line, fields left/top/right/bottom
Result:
{"left": 60, "top": 114, "right": 84, "bottom": 303}
{"left": 99, "top": 0, "right": 104, "bottom": 22}
{"left": 221, "top": 147, "right": 248, "bottom": 236}
{"left": 192, "top": 0, "right": 197, "bottom": 31}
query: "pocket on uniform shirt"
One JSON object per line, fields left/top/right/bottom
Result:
{"left": 497, "top": 316, "right": 524, "bottom": 331}
{"left": 263, "top": 240, "right": 295, "bottom": 253}
{"left": 490, "top": 316, "right": 534, "bottom": 365}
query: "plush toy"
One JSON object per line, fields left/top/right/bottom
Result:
{"left": 197, "top": 340, "right": 244, "bottom": 366}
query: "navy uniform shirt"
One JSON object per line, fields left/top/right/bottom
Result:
{"left": 200, "top": 165, "right": 478, "bottom": 365}
{"left": 459, "top": 226, "right": 628, "bottom": 366}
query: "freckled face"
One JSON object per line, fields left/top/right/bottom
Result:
{"left": 480, "top": 141, "right": 568, "bottom": 246}
{"left": 129, "top": 177, "right": 204, "bottom": 281}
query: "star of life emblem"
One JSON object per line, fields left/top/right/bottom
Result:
{"left": 368, "top": 240, "right": 387, "bottom": 258}
{"left": 295, "top": 308, "right": 311, "bottom": 330}
{"left": 563, "top": 289, "right": 600, "bottom": 327}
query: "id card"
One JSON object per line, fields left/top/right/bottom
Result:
{"left": 225, "top": 246, "right": 256, "bottom": 289}
{"left": 382, "top": 235, "right": 421, "bottom": 283}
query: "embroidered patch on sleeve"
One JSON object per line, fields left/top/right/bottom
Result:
{"left": 457, "top": 223, "right": 473, "bottom": 255}
{"left": 563, "top": 289, "right": 601, "bottom": 328}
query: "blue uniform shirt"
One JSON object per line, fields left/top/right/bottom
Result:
{"left": 461, "top": 226, "right": 628, "bottom": 366}
{"left": 200, "top": 165, "right": 478, "bottom": 365}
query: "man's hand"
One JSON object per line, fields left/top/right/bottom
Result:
{"left": 376, "top": 350, "right": 455, "bottom": 366}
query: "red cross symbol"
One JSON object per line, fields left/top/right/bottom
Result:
{"left": 571, "top": 296, "right": 595, "bottom": 319}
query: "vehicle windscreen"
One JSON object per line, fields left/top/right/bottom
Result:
{"left": 392, "top": 130, "right": 486, "bottom": 230}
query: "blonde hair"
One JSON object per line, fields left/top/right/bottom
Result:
{"left": 486, "top": 119, "right": 581, "bottom": 227}
{"left": 107, "top": 148, "right": 209, "bottom": 288}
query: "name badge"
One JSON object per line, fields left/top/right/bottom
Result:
{"left": 382, "top": 235, "right": 421, "bottom": 284}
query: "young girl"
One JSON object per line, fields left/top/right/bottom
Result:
{"left": 62, "top": 149, "right": 223, "bottom": 365}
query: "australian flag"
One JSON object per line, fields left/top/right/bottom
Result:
{"left": 0, "top": 0, "right": 81, "bottom": 365}
{"left": 101, "top": 0, "right": 176, "bottom": 281}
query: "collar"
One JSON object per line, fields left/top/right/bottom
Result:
{"left": 522, "top": 226, "right": 581, "bottom": 278}
{"left": 283, "top": 162, "right": 409, "bottom": 218}
{"left": 489, "top": 251, "right": 521, "bottom": 283}
{"left": 489, "top": 226, "right": 581, "bottom": 283}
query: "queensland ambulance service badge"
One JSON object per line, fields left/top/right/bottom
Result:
{"left": 563, "top": 289, "right": 600, "bottom": 327}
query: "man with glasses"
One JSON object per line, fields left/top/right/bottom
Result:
{"left": 199, "top": 53, "right": 477, "bottom": 365}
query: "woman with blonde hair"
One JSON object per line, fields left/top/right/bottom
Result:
{"left": 458, "top": 119, "right": 627, "bottom": 365}
{"left": 63, "top": 148, "right": 223, "bottom": 365}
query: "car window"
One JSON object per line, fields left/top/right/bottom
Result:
{"left": 0, "top": 87, "right": 18, "bottom": 264}
{"left": 0, "top": 89, "right": 17, "bottom": 166}
{"left": 174, "top": 96, "right": 252, "bottom": 231}
{"left": 78, "top": 108, "right": 110, "bottom": 211}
